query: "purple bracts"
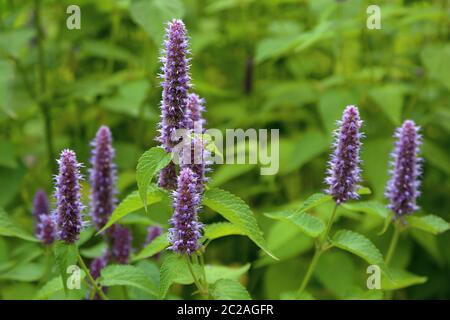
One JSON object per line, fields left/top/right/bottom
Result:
{"left": 36, "top": 214, "right": 56, "bottom": 245}
{"left": 89, "top": 126, "right": 117, "bottom": 231}
{"left": 385, "top": 120, "right": 422, "bottom": 219}
{"left": 89, "top": 255, "right": 107, "bottom": 280}
{"left": 158, "top": 161, "right": 178, "bottom": 191}
{"left": 55, "top": 149, "right": 84, "bottom": 244}
{"left": 157, "top": 19, "right": 192, "bottom": 190}
{"left": 168, "top": 167, "right": 202, "bottom": 255}
{"left": 146, "top": 225, "right": 163, "bottom": 246}
{"left": 325, "top": 105, "right": 363, "bottom": 204}
{"left": 32, "top": 190, "right": 53, "bottom": 242}
{"left": 186, "top": 93, "right": 206, "bottom": 133}
{"left": 111, "top": 225, "right": 132, "bottom": 264}
{"left": 181, "top": 136, "right": 210, "bottom": 194}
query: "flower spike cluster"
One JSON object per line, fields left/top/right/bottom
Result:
{"left": 385, "top": 120, "right": 422, "bottom": 220}
{"left": 186, "top": 93, "right": 206, "bottom": 133}
{"left": 32, "top": 190, "right": 55, "bottom": 244}
{"left": 55, "top": 149, "right": 84, "bottom": 244}
{"left": 111, "top": 224, "right": 132, "bottom": 264}
{"left": 325, "top": 105, "right": 363, "bottom": 204}
{"left": 157, "top": 19, "right": 192, "bottom": 190}
{"left": 33, "top": 190, "right": 50, "bottom": 218}
{"left": 89, "top": 126, "right": 117, "bottom": 231}
{"left": 168, "top": 167, "right": 203, "bottom": 255}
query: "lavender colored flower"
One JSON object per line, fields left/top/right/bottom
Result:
{"left": 55, "top": 149, "right": 84, "bottom": 244}
{"left": 158, "top": 161, "right": 178, "bottom": 191}
{"left": 385, "top": 120, "right": 422, "bottom": 219}
{"left": 89, "top": 255, "right": 108, "bottom": 300}
{"left": 181, "top": 136, "right": 210, "bottom": 194}
{"left": 186, "top": 93, "right": 206, "bottom": 133}
{"left": 36, "top": 214, "right": 56, "bottom": 245}
{"left": 145, "top": 225, "right": 163, "bottom": 246}
{"left": 33, "top": 190, "right": 50, "bottom": 218}
{"left": 89, "top": 126, "right": 117, "bottom": 231}
{"left": 168, "top": 167, "right": 203, "bottom": 255}
{"left": 111, "top": 224, "right": 132, "bottom": 264}
{"left": 157, "top": 19, "right": 192, "bottom": 190}
{"left": 325, "top": 105, "right": 363, "bottom": 204}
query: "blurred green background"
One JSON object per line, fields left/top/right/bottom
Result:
{"left": 0, "top": 0, "right": 449, "bottom": 299}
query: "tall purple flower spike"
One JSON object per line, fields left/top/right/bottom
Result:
{"left": 186, "top": 93, "right": 206, "bottom": 133}
{"left": 89, "top": 126, "right": 117, "bottom": 231}
{"left": 181, "top": 136, "right": 210, "bottom": 194}
{"left": 55, "top": 149, "right": 84, "bottom": 244}
{"left": 168, "top": 167, "right": 203, "bottom": 255}
{"left": 325, "top": 105, "right": 363, "bottom": 204}
{"left": 385, "top": 120, "right": 422, "bottom": 220}
{"left": 145, "top": 225, "right": 163, "bottom": 246}
{"left": 157, "top": 19, "right": 192, "bottom": 190}
{"left": 33, "top": 190, "right": 50, "bottom": 218}
{"left": 36, "top": 214, "right": 56, "bottom": 245}
{"left": 111, "top": 224, "right": 132, "bottom": 264}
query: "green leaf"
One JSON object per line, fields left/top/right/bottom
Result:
{"left": 0, "top": 262, "right": 44, "bottom": 282}
{"left": 53, "top": 241, "right": 78, "bottom": 295}
{"left": 0, "top": 208, "right": 37, "bottom": 242}
{"left": 203, "top": 222, "right": 246, "bottom": 241}
{"left": 80, "top": 242, "right": 107, "bottom": 259}
{"left": 136, "top": 147, "right": 172, "bottom": 211}
{"left": 331, "top": 230, "right": 385, "bottom": 268}
{"left": 369, "top": 84, "right": 405, "bottom": 125}
{"left": 98, "top": 188, "right": 164, "bottom": 234}
{"left": 205, "top": 264, "right": 250, "bottom": 284}
{"left": 34, "top": 273, "right": 86, "bottom": 300}
{"left": 130, "top": 0, "right": 184, "bottom": 44}
{"left": 382, "top": 268, "right": 427, "bottom": 290}
{"left": 159, "top": 253, "right": 193, "bottom": 299}
{"left": 132, "top": 233, "right": 169, "bottom": 261}
{"left": 264, "top": 210, "right": 325, "bottom": 238}
{"left": 203, "top": 188, "right": 277, "bottom": 260}
{"left": 342, "top": 201, "right": 390, "bottom": 220}
{"left": 210, "top": 279, "right": 251, "bottom": 300}
{"left": 407, "top": 215, "right": 450, "bottom": 235}
{"left": 99, "top": 265, "right": 158, "bottom": 296}
{"left": 294, "top": 193, "right": 332, "bottom": 215}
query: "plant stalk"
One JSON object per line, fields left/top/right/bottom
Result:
{"left": 385, "top": 224, "right": 400, "bottom": 266}
{"left": 77, "top": 252, "right": 108, "bottom": 300}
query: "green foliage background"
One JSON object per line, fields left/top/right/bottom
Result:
{"left": 0, "top": 0, "right": 449, "bottom": 299}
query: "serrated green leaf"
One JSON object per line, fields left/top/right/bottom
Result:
{"left": 203, "top": 222, "right": 246, "bottom": 241}
{"left": 0, "top": 208, "right": 37, "bottom": 242}
{"left": 294, "top": 193, "right": 332, "bottom": 215}
{"left": 34, "top": 272, "right": 86, "bottom": 300}
{"left": 98, "top": 188, "right": 164, "bottom": 234}
{"left": 203, "top": 188, "right": 277, "bottom": 260}
{"left": 53, "top": 241, "right": 78, "bottom": 295}
{"left": 264, "top": 210, "right": 325, "bottom": 238}
{"left": 407, "top": 214, "right": 450, "bottom": 235}
{"left": 342, "top": 201, "right": 390, "bottom": 220}
{"left": 80, "top": 242, "right": 107, "bottom": 259}
{"left": 382, "top": 268, "right": 427, "bottom": 290}
{"left": 132, "top": 233, "right": 169, "bottom": 261}
{"left": 159, "top": 253, "right": 194, "bottom": 299}
{"left": 205, "top": 264, "right": 250, "bottom": 284}
{"left": 0, "top": 262, "right": 44, "bottom": 282}
{"left": 99, "top": 265, "right": 158, "bottom": 296}
{"left": 211, "top": 279, "right": 251, "bottom": 300}
{"left": 136, "top": 147, "right": 172, "bottom": 211}
{"left": 331, "top": 230, "right": 385, "bottom": 268}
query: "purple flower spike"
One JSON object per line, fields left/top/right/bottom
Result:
{"left": 145, "top": 225, "right": 163, "bottom": 246}
{"left": 158, "top": 162, "right": 178, "bottom": 191}
{"left": 36, "top": 214, "right": 56, "bottom": 245}
{"left": 89, "top": 255, "right": 108, "bottom": 300}
{"left": 89, "top": 126, "right": 117, "bottom": 231}
{"left": 111, "top": 225, "right": 132, "bottom": 264}
{"left": 33, "top": 190, "right": 50, "bottom": 218}
{"left": 385, "top": 120, "right": 422, "bottom": 219}
{"left": 168, "top": 167, "right": 203, "bottom": 255}
{"left": 181, "top": 136, "right": 210, "bottom": 194}
{"left": 325, "top": 105, "right": 363, "bottom": 204}
{"left": 186, "top": 93, "right": 206, "bottom": 133}
{"left": 55, "top": 149, "right": 84, "bottom": 244}
{"left": 157, "top": 19, "right": 192, "bottom": 190}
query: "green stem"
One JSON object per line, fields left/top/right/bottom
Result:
{"left": 297, "top": 204, "right": 339, "bottom": 296}
{"left": 385, "top": 225, "right": 400, "bottom": 266}
{"left": 185, "top": 256, "right": 206, "bottom": 295}
{"left": 77, "top": 252, "right": 108, "bottom": 300}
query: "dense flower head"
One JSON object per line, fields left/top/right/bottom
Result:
{"left": 111, "top": 224, "right": 132, "bottom": 264}
{"left": 55, "top": 149, "right": 84, "bottom": 244}
{"left": 36, "top": 214, "right": 56, "bottom": 245}
{"left": 158, "top": 161, "right": 178, "bottom": 191}
{"left": 145, "top": 225, "right": 163, "bottom": 246}
{"left": 186, "top": 93, "right": 206, "bottom": 133}
{"left": 89, "top": 254, "right": 108, "bottom": 300}
{"left": 385, "top": 120, "right": 422, "bottom": 219}
{"left": 168, "top": 167, "right": 203, "bottom": 255}
{"left": 180, "top": 136, "right": 210, "bottom": 194}
{"left": 157, "top": 19, "right": 192, "bottom": 190}
{"left": 33, "top": 190, "right": 50, "bottom": 218}
{"left": 325, "top": 105, "right": 363, "bottom": 204}
{"left": 89, "top": 126, "right": 117, "bottom": 231}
